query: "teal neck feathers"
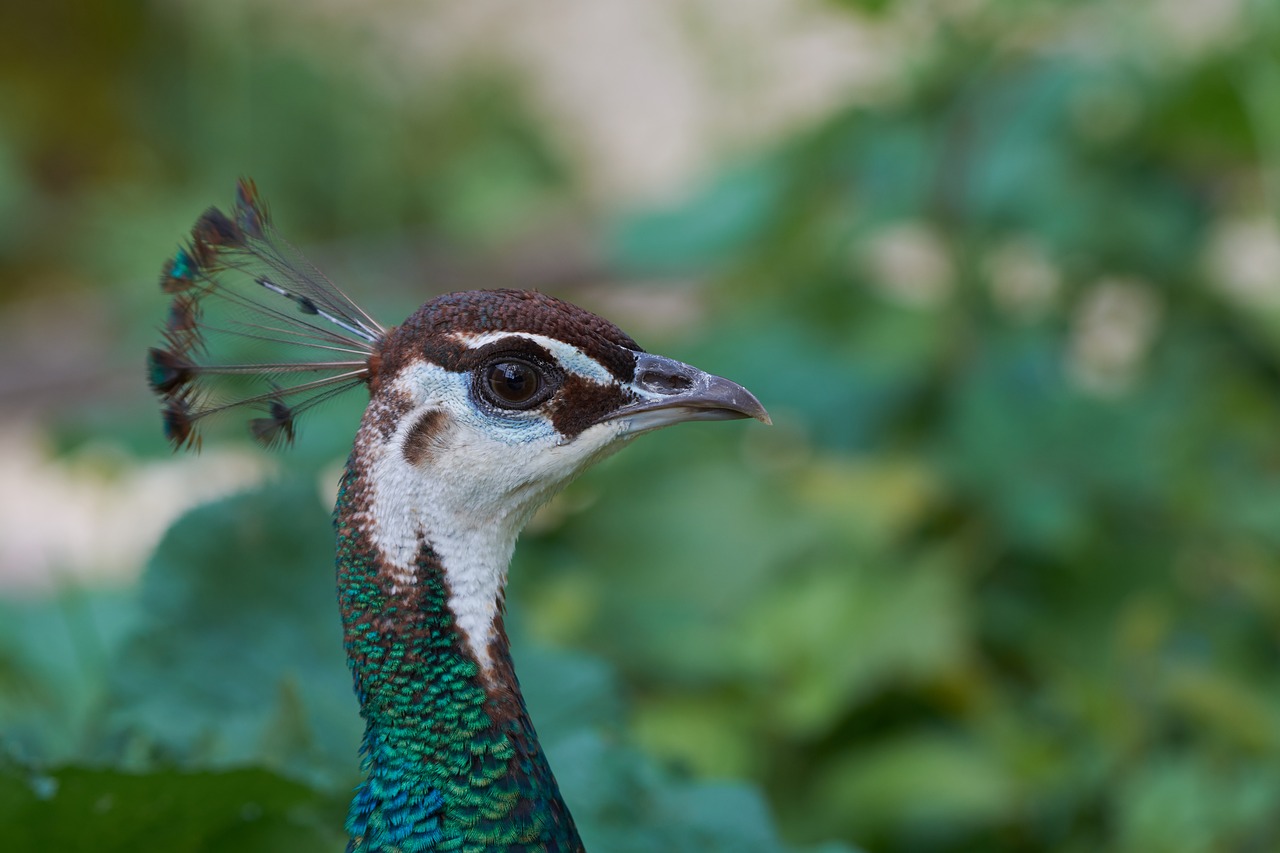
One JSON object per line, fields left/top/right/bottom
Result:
{"left": 334, "top": 434, "right": 582, "bottom": 852}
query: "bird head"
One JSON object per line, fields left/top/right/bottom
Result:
{"left": 358, "top": 289, "right": 770, "bottom": 531}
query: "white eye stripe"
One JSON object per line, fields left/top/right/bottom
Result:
{"left": 453, "top": 331, "right": 618, "bottom": 384}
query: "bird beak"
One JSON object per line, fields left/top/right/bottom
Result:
{"left": 609, "top": 352, "right": 772, "bottom": 435}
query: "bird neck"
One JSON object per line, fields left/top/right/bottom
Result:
{"left": 333, "top": 416, "right": 582, "bottom": 852}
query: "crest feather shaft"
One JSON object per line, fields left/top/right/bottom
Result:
{"left": 149, "top": 179, "right": 383, "bottom": 450}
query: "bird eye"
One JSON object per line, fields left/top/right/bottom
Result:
{"left": 482, "top": 359, "right": 545, "bottom": 409}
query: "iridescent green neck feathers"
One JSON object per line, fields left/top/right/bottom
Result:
{"left": 335, "top": 460, "right": 583, "bottom": 853}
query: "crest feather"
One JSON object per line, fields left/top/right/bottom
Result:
{"left": 148, "top": 179, "right": 384, "bottom": 450}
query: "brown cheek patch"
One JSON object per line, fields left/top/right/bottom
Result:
{"left": 402, "top": 409, "right": 448, "bottom": 466}
{"left": 548, "top": 374, "right": 634, "bottom": 439}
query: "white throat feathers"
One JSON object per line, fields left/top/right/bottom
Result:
{"left": 358, "top": 352, "right": 628, "bottom": 678}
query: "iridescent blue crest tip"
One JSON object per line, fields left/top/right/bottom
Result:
{"left": 160, "top": 247, "right": 199, "bottom": 293}
{"left": 146, "top": 347, "right": 195, "bottom": 394}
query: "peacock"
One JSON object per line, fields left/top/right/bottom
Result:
{"left": 146, "top": 180, "right": 770, "bottom": 852}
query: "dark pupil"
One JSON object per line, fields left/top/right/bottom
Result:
{"left": 488, "top": 362, "right": 538, "bottom": 404}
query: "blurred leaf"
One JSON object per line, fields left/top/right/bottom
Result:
{"left": 0, "top": 763, "right": 344, "bottom": 852}
{"left": 814, "top": 734, "right": 1015, "bottom": 840}
{"left": 516, "top": 642, "right": 626, "bottom": 738}
{"left": 1117, "top": 753, "right": 1280, "bottom": 853}
{"left": 0, "top": 589, "right": 136, "bottom": 764}
{"left": 97, "top": 477, "right": 361, "bottom": 788}
{"left": 1163, "top": 666, "right": 1280, "bottom": 753}
{"left": 742, "top": 552, "right": 968, "bottom": 736}
{"left": 549, "top": 731, "right": 860, "bottom": 853}
{"left": 610, "top": 159, "right": 787, "bottom": 274}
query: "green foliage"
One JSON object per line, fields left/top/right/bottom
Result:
{"left": 0, "top": 591, "right": 136, "bottom": 764}
{"left": 564, "top": 8, "right": 1280, "bottom": 852}
{"left": 97, "top": 480, "right": 357, "bottom": 786}
{"left": 0, "top": 764, "right": 345, "bottom": 852}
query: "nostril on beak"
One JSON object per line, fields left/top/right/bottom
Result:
{"left": 639, "top": 369, "right": 693, "bottom": 395}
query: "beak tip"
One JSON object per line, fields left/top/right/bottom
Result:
{"left": 740, "top": 391, "right": 770, "bottom": 426}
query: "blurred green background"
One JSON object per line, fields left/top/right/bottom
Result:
{"left": 3, "top": 0, "right": 1280, "bottom": 850}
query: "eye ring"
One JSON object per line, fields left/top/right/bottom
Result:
{"left": 476, "top": 356, "right": 555, "bottom": 411}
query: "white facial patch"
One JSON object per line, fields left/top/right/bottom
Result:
{"left": 359, "top": 362, "right": 627, "bottom": 679}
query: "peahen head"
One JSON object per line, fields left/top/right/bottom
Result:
{"left": 148, "top": 181, "right": 768, "bottom": 852}
{"left": 374, "top": 289, "right": 769, "bottom": 524}
{"left": 354, "top": 291, "right": 768, "bottom": 675}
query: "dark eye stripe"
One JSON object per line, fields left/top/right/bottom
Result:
{"left": 462, "top": 336, "right": 557, "bottom": 371}
{"left": 548, "top": 374, "right": 635, "bottom": 438}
